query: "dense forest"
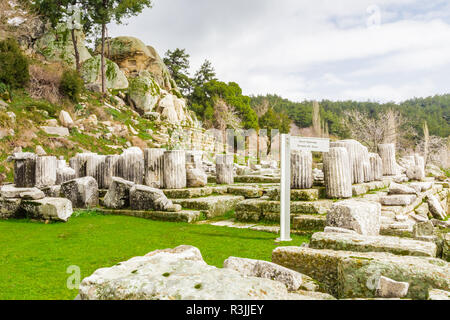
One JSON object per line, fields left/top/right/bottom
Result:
{"left": 250, "top": 94, "right": 450, "bottom": 140}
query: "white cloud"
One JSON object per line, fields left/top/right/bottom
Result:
{"left": 109, "top": 0, "right": 450, "bottom": 103}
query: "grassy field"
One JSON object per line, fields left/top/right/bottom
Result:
{"left": 0, "top": 211, "right": 310, "bottom": 300}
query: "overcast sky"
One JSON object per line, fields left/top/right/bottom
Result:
{"left": 109, "top": 0, "right": 450, "bottom": 103}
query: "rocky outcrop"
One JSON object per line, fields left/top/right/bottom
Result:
{"left": 81, "top": 55, "right": 129, "bottom": 90}
{"left": 35, "top": 24, "right": 91, "bottom": 69}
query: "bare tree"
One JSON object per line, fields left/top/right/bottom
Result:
{"left": 342, "top": 109, "right": 414, "bottom": 152}
{"left": 423, "top": 121, "right": 429, "bottom": 165}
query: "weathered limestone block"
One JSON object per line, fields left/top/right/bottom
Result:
{"left": 380, "top": 195, "right": 417, "bottom": 206}
{"left": 41, "top": 185, "right": 62, "bottom": 198}
{"left": 326, "top": 199, "right": 381, "bottom": 236}
{"left": 293, "top": 215, "right": 327, "bottom": 232}
{"left": 130, "top": 184, "right": 177, "bottom": 212}
{"left": 59, "top": 110, "right": 74, "bottom": 128}
{"left": 78, "top": 245, "right": 313, "bottom": 300}
{"left": 323, "top": 147, "right": 352, "bottom": 199}
{"left": 331, "top": 140, "right": 364, "bottom": 184}
{"left": 61, "top": 177, "right": 99, "bottom": 209}
{"left": 376, "top": 276, "right": 409, "bottom": 298}
{"left": 427, "top": 195, "right": 446, "bottom": 220}
{"left": 186, "top": 166, "right": 207, "bottom": 187}
{"left": 20, "top": 197, "right": 73, "bottom": 222}
{"left": 369, "top": 153, "right": 383, "bottom": 181}
{"left": 378, "top": 144, "right": 397, "bottom": 176}
{"left": 216, "top": 154, "right": 234, "bottom": 185}
{"left": 310, "top": 232, "right": 437, "bottom": 257}
{"left": 428, "top": 289, "right": 450, "bottom": 300}
{"left": 56, "top": 167, "right": 76, "bottom": 185}
{"left": 265, "top": 187, "right": 319, "bottom": 201}
{"left": 172, "top": 195, "right": 244, "bottom": 219}
{"left": 361, "top": 145, "right": 373, "bottom": 182}
{"left": 0, "top": 198, "right": 22, "bottom": 219}
{"left": 12, "top": 153, "right": 37, "bottom": 188}
{"left": 324, "top": 226, "right": 358, "bottom": 234}
{"left": 144, "top": 148, "right": 165, "bottom": 188}
{"left": 163, "top": 150, "right": 186, "bottom": 189}
{"left": 388, "top": 182, "right": 417, "bottom": 195}
{"left": 291, "top": 150, "right": 313, "bottom": 189}
{"left": 1, "top": 185, "right": 41, "bottom": 199}
{"left": 223, "top": 256, "right": 320, "bottom": 292}
{"left": 413, "top": 221, "right": 434, "bottom": 238}
{"left": 227, "top": 186, "right": 264, "bottom": 199}
{"left": 272, "top": 246, "right": 450, "bottom": 300}
{"left": 103, "top": 177, "right": 135, "bottom": 209}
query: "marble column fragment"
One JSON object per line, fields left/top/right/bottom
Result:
{"left": 144, "top": 148, "right": 165, "bottom": 188}
{"left": 378, "top": 144, "right": 397, "bottom": 176}
{"left": 323, "top": 147, "right": 352, "bottom": 199}
{"left": 331, "top": 140, "right": 364, "bottom": 184}
{"left": 369, "top": 153, "right": 383, "bottom": 181}
{"left": 291, "top": 150, "right": 313, "bottom": 189}
{"left": 118, "top": 147, "right": 144, "bottom": 185}
{"left": 35, "top": 156, "right": 57, "bottom": 188}
{"left": 216, "top": 154, "right": 234, "bottom": 185}
{"left": 12, "top": 152, "right": 37, "bottom": 188}
{"left": 163, "top": 150, "right": 187, "bottom": 189}
{"left": 69, "top": 153, "right": 95, "bottom": 178}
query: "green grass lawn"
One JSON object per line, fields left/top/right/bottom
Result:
{"left": 0, "top": 212, "right": 310, "bottom": 300}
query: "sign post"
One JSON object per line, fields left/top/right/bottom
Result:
{"left": 277, "top": 135, "right": 330, "bottom": 242}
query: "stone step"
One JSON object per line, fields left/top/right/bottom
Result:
{"left": 265, "top": 188, "right": 320, "bottom": 201}
{"left": 309, "top": 232, "right": 437, "bottom": 257}
{"left": 235, "top": 199, "right": 333, "bottom": 222}
{"left": 234, "top": 175, "right": 280, "bottom": 183}
{"left": 172, "top": 195, "right": 244, "bottom": 219}
{"left": 163, "top": 186, "right": 228, "bottom": 199}
{"left": 292, "top": 215, "right": 327, "bottom": 231}
{"left": 89, "top": 208, "right": 201, "bottom": 223}
{"left": 226, "top": 185, "right": 264, "bottom": 198}
{"left": 272, "top": 246, "right": 450, "bottom": 300}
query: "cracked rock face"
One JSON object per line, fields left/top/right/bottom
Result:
{"left": 77, "top": 246, "right": 318, "bottom": 300}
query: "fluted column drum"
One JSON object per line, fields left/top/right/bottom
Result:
{"left": 216, "top": 154, "right": 234, "bottom": 185}
{"left": 163, "top": 150, "right": 187, "bottom": 189}
{"left": 323, "top": 147, "right": 352, "bottom": 199}
{"left": 290, "top": 150, "right": 313, "bottom": 189}
{"left": 378, "top": 144, "right": 397, "bottom": 176}
{"left": 144, "top": 148, "right": 165, "bottom": 188}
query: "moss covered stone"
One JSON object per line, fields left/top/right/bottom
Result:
{"left": 81, "top": 55, "right": 128, "bottom": 90}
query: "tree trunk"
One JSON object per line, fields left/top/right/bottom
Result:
{"left": 71, "top": 29, "right": 80, "bottom": 73}
{"left": 101, "top": 23, "right": 106, "bottom": 95}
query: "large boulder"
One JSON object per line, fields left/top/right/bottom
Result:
{"left": 97, "top": 37, "right": 174, "bottom": 91}
{"left": 20, "top": 197, "right": 73, "bottom": 222}
{"left": 326, "top": 199, "right": 381, "bottom": 236}
{"left": 61, "top": 177, "right": 99, "bottom": 209}
{"left": 81, "top": 55, "right": 128, "bottom": 90}
{"left": 103, "top": 177, "right": 135, "bottom": 209}
{"left": 78, "top": 245, "right": 325, "bottom": 300}
{"left": 128, "top": 71, "right": 160, "bottom": 114}
{"left": 35, "top": 24, "right": 91, "bottom": 69}
{"left": 130, "top": 184, "right": 176, "bottom": 212}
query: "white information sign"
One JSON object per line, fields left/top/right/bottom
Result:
{"left": 277, "top": 134, "right": 330, "bottom": 242}
{"left": 290, "top": 136, "right": 330, "bottom": 153}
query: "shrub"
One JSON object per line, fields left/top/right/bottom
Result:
{"left": 60, "top": 69, "right": 84, "bottom": 102}
{"left": 0, "top": 39, "right": 30, "bottom": 88}
{"left": 28, "top": 64, "right": 63, "bottom": 104}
